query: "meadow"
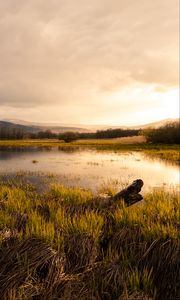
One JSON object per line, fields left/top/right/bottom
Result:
{"left": 0, "top": 179, "right": 179, "bottom": 299}
{"left": 0, "top": 138, "right": 179, "bottom": 299}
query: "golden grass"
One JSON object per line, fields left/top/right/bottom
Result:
{"left": 0, "top": 181, "right": 179, "bottom": 299}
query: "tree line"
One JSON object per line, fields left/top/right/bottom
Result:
{"left": 0, "top": 122, "right": 179, "bottom": 144}
{"left": 0, "top": 127, "right": 25, "bottom": 140}
{"left": 59, "top": 128, "right": 140, "bottom": 142}
{"left": 0, "top": 127, "right": 139, "bottom": 141}
{"left": 141, "top": 122, "right": 180, "bottom": 144}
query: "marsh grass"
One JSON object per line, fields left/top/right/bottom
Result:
{"left": 0, "top": 181, "right": 179, "bottom": 299}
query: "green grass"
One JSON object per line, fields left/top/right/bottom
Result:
{"left": 0, "top": 180, "right": 179, "bottom": 299}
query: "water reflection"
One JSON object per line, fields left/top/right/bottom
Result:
{"left": 0, "top": 147, "right": 179, "bottom": 192}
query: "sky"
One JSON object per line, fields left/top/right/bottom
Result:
{"left": 0, "top": 0, "right": 179, "bottom": 126}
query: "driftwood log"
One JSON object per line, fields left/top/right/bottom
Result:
{"left": 112, "top": 179, "right": 144, "bottom": 206}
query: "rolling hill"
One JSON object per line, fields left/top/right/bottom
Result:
{"left": 0, "top": 121, "right": 89, "bottom": 134}
{"left": 1, "top": 118, "right": 179, "bottom": 135}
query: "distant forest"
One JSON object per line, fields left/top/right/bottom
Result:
{"left": 0, "top": 122, "right": 179, "bottom": 144}
{"left": 141, "top": 122, "right": 180, "bottom": 144}
{"left": 0, "top": 126, "right": 139, "bottom": 140}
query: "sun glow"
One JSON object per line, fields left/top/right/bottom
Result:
{"left": 158, "top": 88, "right": 179, "bottom": 119}
{"left": 94, "top": 85, "right": 179, "bottom": 126}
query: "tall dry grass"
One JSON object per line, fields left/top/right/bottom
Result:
{"left": 0, "top": 181, "right": 179, "bottom": 299}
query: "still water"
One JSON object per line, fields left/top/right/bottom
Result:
{"left": 0, "top": 147, "right": 179, "bottom": 192}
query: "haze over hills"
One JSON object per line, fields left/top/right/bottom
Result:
{"left": 129, "top": 118, "right": 180, "bottom": 130}
{"left": 1, "top": 118, "right": 179, "bottom": 134}
{"left": 0, "top": 120, "right": 89, "bottom": 134}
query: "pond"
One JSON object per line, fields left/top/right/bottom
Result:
{"left": 0, "top": 147, "right": 179, "bottom": 193}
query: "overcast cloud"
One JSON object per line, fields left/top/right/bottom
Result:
{"left": 0, "top": 0, "right": 179, "bottom": 124}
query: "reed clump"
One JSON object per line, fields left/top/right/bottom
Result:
{"left": 0, "top": 181, "right": 179, "bottom": 299}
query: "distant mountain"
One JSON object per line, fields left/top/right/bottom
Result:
{"left": 0, "top": 121, "right": 37, "bottom": 132}
{"left": 131, "top": 118, "right": 179, "bottom": 130}
{"left": 1, "top": 118, "right": 179, "bottom": 134}
{"left": 0, "top": 120, "right": 89, "bottom": 134}
{"left": 38, "top": 125, "right": 89, "bottom": 134}
{"left": 80, "top": 118, "right": 179, "bottom": 131}
{"left": 2, "top": 119, "right": 80, "bottom": 127}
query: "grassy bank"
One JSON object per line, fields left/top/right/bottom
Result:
{"left": 0, "top": 181, "right": 179, "bottom": 299}
{"left": 0, "top": 139, "right": 179, "bottom": 164}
